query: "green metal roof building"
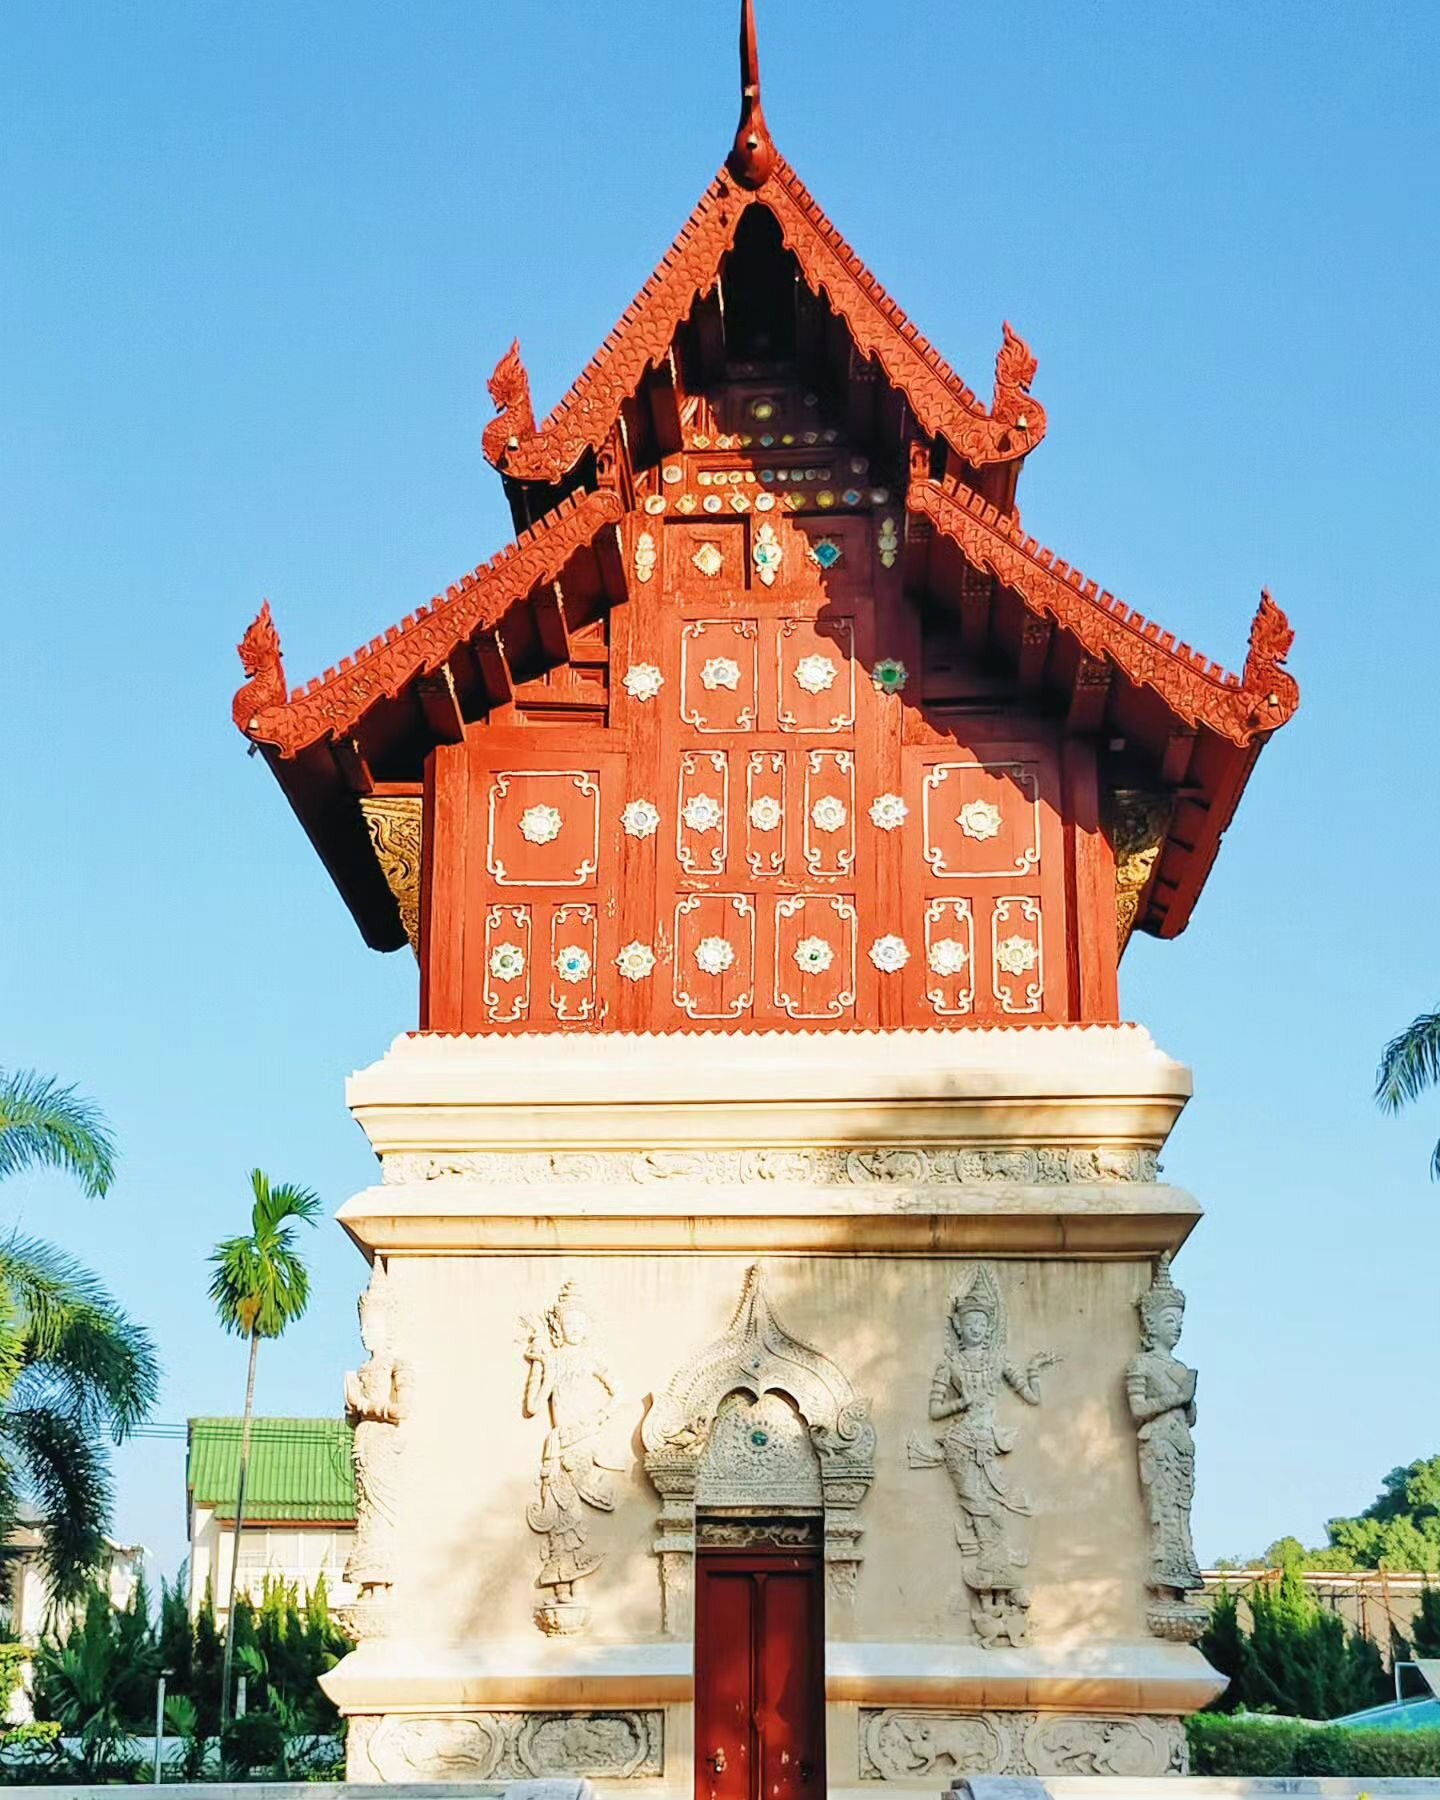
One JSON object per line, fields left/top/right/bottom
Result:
{"left": 185, "top": 1418, "right": 356, "bottom": 1618}
{"left": 186, "top": 1417, "right": 356, "bottom": 1523}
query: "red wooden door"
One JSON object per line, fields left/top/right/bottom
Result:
{"left": 694, "top": 1550, "right": 824, "bottom": 1800}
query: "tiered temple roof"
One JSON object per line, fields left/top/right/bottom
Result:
{"left": 234, "top": 2, "right": 1297, "bottom": 955}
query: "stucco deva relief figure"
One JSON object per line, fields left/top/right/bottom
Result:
{"left": 522, "top": 1283, "right": 625, "bottom": 1636}
{"left": 343, "top": 1258, "right": 413, "bottom": 1641}
{"left": 907, "top": 1263, "right": 1058, "bottom": 1647}
{"left": 1127, "top": 1254, "right": 1206, "bottom": 1641}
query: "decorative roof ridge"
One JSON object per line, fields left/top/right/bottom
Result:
{"left": 483, "top": 172, "right": 744, "bottom": 480}
{"left": 765, "top": 161, "right": 1045, "bottom": 467}
{"left": 484, "top": 160, "right": 1046, "bottom": 484}
{"left": 232, "top": 486, "right": 624, "bottom": 758}
{"left": 909, "top": 478, "right": 1298, "bottom": 747}
{"left": 769, "top": 161, "right": 982, "bottom": 416}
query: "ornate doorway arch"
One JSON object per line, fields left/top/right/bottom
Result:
{"left": 642, "top": 1263, "right": 874, "bottom": 1632}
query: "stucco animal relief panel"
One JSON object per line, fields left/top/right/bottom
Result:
{"left": 355, "top": 1709, "right": 664, "bottom": 1783}
{"left": 521, "top": 1283, "right": 624, "bottom": 1637}
{"left": 643, "top": 1264, "right": 873, "bottom": 1630}
{"left": 343, "top": 1258, "right": 412, "bottom": 1643}
{"left": 858, "top": 1709, "right": 1186, "bottom": 1779}
{"left": 907, "top": 1264, "right": 1058, "bottom": 1647}
{"left": 1127, "top": 1254, "right": 1206, "bottom": 1642}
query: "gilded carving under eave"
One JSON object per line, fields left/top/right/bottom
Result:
{"left": 359, "top": 794, "right": 423, "bottom": 955}
{"left": 1104, "top": 788, "right": 1172, "bottom": 950}
{"left": 642, "top": 1264, "right": 874, "bottom": 1633}
{"left": 858, "top": 1709, "right": 1186, "bottom": 1780}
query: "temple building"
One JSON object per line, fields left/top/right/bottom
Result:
{"left": 233, "top": 6, "right": 1298, "bottom": 1793}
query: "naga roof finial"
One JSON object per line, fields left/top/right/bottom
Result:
{"left": 727, "top": 0, "right": 776, "bottom": 189}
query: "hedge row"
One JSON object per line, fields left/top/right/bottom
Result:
{"left": 1188, "top": 1710, "right": 1440, "bottom": 1776}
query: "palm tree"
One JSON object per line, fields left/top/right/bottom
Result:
{"left": 0, "top": 1070, "right": 158, "bottom": 1603}
{"left": 0, "top": 1071, "right": 115, "bottom": 1198}
{"left": 208, "top": 1171, "right": 320, "bottom": 1725}
{"left": 1375, "top": 1008, "right": 1440, "bottom": 1177}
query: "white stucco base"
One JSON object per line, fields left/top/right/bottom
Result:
{"left": 322, "top": 1027, "right": 1222, "bottom": 1789}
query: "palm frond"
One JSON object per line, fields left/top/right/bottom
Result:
{"left": 0, "top": 1237, "right": 159, "bottom": 1435}
{"left": 0, "top": 1071, "right": 116, "bottom": 1199}
{"left": 3, "top": 1404, "right": 111, "bottom": 1604}
{"left": 249, "top": 1168, "right": 322, "bottom": 1236}
{"left": 210, "top": 1172, "right": 319, "bottom": 1340}
{"left": 1376, "top": 1010, "right": 1440, "bottom": 1114}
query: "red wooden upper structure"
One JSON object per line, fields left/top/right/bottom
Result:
{"left": 234, "top": 2, "right": 1298, "bottom": 1035}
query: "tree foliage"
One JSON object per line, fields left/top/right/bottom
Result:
{"left": 1376, "top": 1008, "right": 1440, "bottom": 1179}
{"left": 1255, "top": 1456, "right": 1440, "bottom": 1575}
{"left": 0, "top": 1071, "right": 116, "bottom": 1200}
{"left": 1200, "top": 1562, "right": 1389, "bottom": 1719}
{"left": 32, "top": 1571, "right": 349, "bottom": 1769}
{"left": 1412, "top": 1585, "right": 1440, "bottom": 1659}
{"left": 0, "top": 1073, "right": 158, "bottom": 1602}
{"left": 208, "top": 1172, "right": 322, "bottom": 1342}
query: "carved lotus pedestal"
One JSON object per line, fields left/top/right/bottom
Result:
{"left": 321, "top": 1027, "right": 1224, "bottom": 1792}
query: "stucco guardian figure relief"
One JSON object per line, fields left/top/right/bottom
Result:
{"left": 522, "top": 1282, "right": 625, "bottom": 1636}
{"left": 343, "top": 1258, "right": 413, "bottom": 1641}
{"left": 907, "top": 1264, "right": 1058, "bottom": 1647}
{"left": 1127, "top": 1254, "right": 1206, "bottom": 1641}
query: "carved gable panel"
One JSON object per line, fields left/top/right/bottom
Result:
{"left": 680, "top": 619, "right": 759, "bottom": 733}
{"left": 775, "top": 617, "right": 856, "bottom": 734}
{"left": 422, "top": 382, "right": 1119, "bottom": 1032}
{"left": 902, "top": 740, "right": 1068, "bottom": 1026}
{"left": 772, "top": 893, "right": 858, "bottom": 1022}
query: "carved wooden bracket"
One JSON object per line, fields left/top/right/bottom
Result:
{"left": 1105, "top": 788, "right": 1173, "bottom": 951}
{"left": 360, "top": 795, "right": 423, "bottom": 956}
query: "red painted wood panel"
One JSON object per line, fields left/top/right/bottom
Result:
{"left": 694, "top": 1552, "right": 825, "bottom": 1800}
{"left": 421, "top": 379, "right": 1119, "bottom": 1032}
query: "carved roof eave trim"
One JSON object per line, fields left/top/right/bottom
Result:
{"left": 483, "top": 156, "right": 1046, "bottom": 488}
{"left": 232, "top": 488, "right": 625, "bottom": 760}
{"left": 908, "top": 478, "right": 1300, "bottom": 751}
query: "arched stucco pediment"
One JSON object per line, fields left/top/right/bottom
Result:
{"left": 642, "top": 1264, "right": 874, "bottom": 1632}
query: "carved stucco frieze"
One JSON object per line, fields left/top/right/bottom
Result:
{"left": 382, "top": 1144, "right": 1161, "bottom": 1187}
{"left": 907, "top": 1264, "right": 1059, "bottom": 1648}
{"left": 342, "top": 1259, "right": 412, "bottom": 1643}
{"left": 358, "top": 794, "right": 423, "bottom": 955}
{"left": 858, "top": 1709, "right": 1186, "bottom": 1780}
{"left": 355, "top": 1709, "right": 663, "bottom": 1783}
{"left": 521, "top": 1283, "right": 624, "bottom": 1637}
{"left": 1127, "top": 1254, "right": 1206, "bottom": 1642}
{"left": 642, "top": 1264, "right": 874, "bottom": 1634}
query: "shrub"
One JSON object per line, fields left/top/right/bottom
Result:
{"left": 1188, "top": 1712, "right": 1440, "bottom": 1777}
{"left": 221, "top": 1707, "right": 286, "bottom": 1773}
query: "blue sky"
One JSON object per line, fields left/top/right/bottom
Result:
{"left": 2, "top": 0, "right": 1437, "bottom": 1579}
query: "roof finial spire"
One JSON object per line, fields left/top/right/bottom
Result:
{"left": 727, "top": 0, "right": 776, "bottom": 189}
